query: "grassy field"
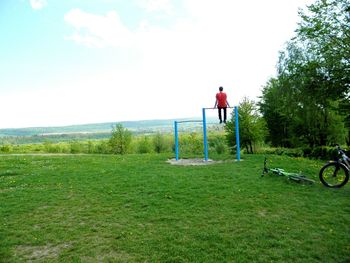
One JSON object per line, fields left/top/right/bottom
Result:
{"left": 0, "top": 153, "right": 349, "bottom": 262}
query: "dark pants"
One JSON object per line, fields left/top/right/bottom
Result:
{"left": 218, "top": 107, "right": 227, "bottom": 123}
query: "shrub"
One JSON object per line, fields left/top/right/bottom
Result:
{"left": 87, "top": 141, "right": 95, "bottom": 154}
{"left": 180, "top": 132, "right": 203, "bottom": 155}
{"left": 0, "top": 145, "right": 11, "bottom": 153}
{"left": 210, "top": 137, "right": 226, "bottom": 154}
{"left": 137, "top": 136, "right": 152, "bottom": 154}
{"left": 43, "top": 141, "right": 62, "bottom": 153}
{"left": 301, "top": 147, "right": 312, "bottom": 157}
{"left": 96, "top": 141, "right": 111, "bottom": 154}
{"left": 272, "top": 146, "right": 339, "bottom": 160}
{"left": 70, "top": 141, "right": 84, "bottom": 154}
{"left": 309, "top": 146, "right": 338, "bottom": 160}
{"left": 153, "top": 132, "right": 168, "bottom": 153}
{"left": 285, "top": 148, "right": 303, "bottom": 157}
{"left": 273, "top": 148, "right": 303, "bottom": 157}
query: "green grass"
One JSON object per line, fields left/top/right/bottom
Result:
{"left": 0, "top": 154, "right": 349, "bottom": 262}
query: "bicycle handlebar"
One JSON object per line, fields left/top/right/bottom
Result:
{"left": 336, "top": 144, "right": 344, "bottom": 153}
{"left": 335, "top": 144, "right": 349, "bottom": 162}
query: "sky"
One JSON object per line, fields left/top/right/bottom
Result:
{"left": 0, "top": 0, "right": 314, "bottom": 128}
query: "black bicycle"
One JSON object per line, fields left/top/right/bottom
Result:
{"left": 319, "top": 145, "right": 350, "bottom": 188}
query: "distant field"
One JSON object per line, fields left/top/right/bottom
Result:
{"left": 0, "top": 117, "right": 219, "bottom": 144}
{"left": 0, "top": 154, "right": 349, "bottom": 262}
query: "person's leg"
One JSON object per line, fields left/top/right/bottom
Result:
{"left": 218, "top": 107, "right": 222, "bottom": 123}
{"left": 223, "top": 107, "right": 227, "bottom": 123}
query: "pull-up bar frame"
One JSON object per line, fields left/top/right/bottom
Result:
{"left": 174, "top": 120, "right": 202, "bottom": 160}
{"left": 202, "top": 106, "right": 240, "bottom": 161}
{"left": 174, "top": 106, "right": 241, "bottom": 161}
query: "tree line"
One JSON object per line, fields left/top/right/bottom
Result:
{"left": 227, "top": 0, "right": 349, "bottom": 152}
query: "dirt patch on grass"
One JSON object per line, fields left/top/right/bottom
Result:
{"left": 15, "top": 243, "right": 71, "bottom": 261}
{"left": 167, "top": 158, "right": 222, "bottom": 166}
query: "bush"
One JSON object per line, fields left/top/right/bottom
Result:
{"left": 70, "top": 141, "right": 84, "bottom": 154}
{"left": 96, "top": 141, "right": 111, "bottom": 154}
{"left": 153, "top": 132, "right": 168, "bottom": 153}
{"left": 87, "top": 141, "right": 95, "bottom": 154}
{"left": 309, "top": 147, "right": 338, "bottom": 160}
{"left": 285, "top": 148, "right": 303, "bottom": 157}
{"left": 273, "top": 148, "right": 303, "bottom": 157}
{"left": 43, "top": 141, "right": 62, "bottom": 153}
{"left": 137, "top": 136, "right": 152, "bottom": 154}
{"left": 0, "top": 145, "right": 11, "bottom": 153}
{"left": 301, "top": 147, "right": 312, "bottom": 157}
{"left": 271, "top": 146, "right": 340, "bottom": 160}
{"left": 178, "top": 132, "right": 203, "bottom": 155}
{"left": 210, "top": 137, "right": 226, "bottom": 154}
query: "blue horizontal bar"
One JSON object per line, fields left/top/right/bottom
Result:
{"left": 203, "top": 106, "right": 234, "bottom": 110}
{"left": 175, "top": 120, "right": 202, "bottom": 123}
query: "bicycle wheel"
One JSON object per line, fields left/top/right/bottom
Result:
{"left": 319, "top": 162, "right": 349, "bottom": 188}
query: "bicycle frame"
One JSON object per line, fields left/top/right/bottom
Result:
{"left": 262, "top": 157, "right": 315, "bottom": 184}
{"left": 337, "top": 145, "right": 350, "bottom": 170}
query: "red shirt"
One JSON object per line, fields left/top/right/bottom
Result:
{"left": 216, "top": 92, "right": 228, "bottom": 107}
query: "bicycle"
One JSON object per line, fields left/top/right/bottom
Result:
{"left": 262, "top": 157, "right": 315, "bottom": 184}
{"left": 319, "top": 144, "right": 350, "bottom": 188}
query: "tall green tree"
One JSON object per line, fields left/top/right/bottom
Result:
{"left": 297, "top": 0, "right": 350, "bottom": 144}
{"left": 297, "top": 0, "right": 350, "bottom": 98}
{"left": 109, "top": 124, "right": 132, "bottom": 154}
{"left": 340, "top": 98, "right": 350, "bottom": 146}
{"left": 260, "top": 0, "right": 349, "bottom": 147}
{"left": 259, "top": 78, "right": 294, "bottom": 147}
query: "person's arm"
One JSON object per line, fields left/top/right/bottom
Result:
{"left": 226, "top": 100, "right": 230, "bottom": 107}
{"left": 214, "top": 100, "right": 217, "bottom": 108}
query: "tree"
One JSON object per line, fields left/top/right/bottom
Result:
{"left": 260, "top": 0, "right": 349, "bottom": 147}
{"left": 297, "top": 0, "right": 350, "bottom": 98}
{"left": 339, "top": 98, "right": 350, "bottom": 146}
{"left": 225, "top": 98, "right": 267, "bottom": 154}
{"left": 259, "top": 77, "right": 295, "bottom": 147}
{"left": 297, "top": 0, "right": 350, "bottom": 144}
{"left": 109, "top": 124, "right": 132, "bottom": 154}
{"left": 261, "top": 42, "right": 347, "bottom": 147}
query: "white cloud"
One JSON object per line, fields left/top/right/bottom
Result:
{"left": 137, "top": 0, "right": 174, "bottom": 14}
{"left": 30, "top": 0, "right": 47, "bottom": 10}
{"left": 64, "top": 9, "right": 134, "bottom": 48}
{"left": 0, "top": 1, "right": 318, "bottom": 129}
{"left": 62, "top": 1, "right": 307, "bottom": 108}
{"left": 57, "top": 1, "right": 315, "bottom": 125}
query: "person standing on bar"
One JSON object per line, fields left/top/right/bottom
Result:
{"left": 214, "top": 86, "right": 230, "bottom": 124}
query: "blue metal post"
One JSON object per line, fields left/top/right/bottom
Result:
{"left": 174, "top": 121, "right": 179, "bottom": 160}
{"left": 235, "top": 106, "right": 241, "bottom": 161}
{"left": 202, "top": 108, "right": 208, "bottom": 161}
